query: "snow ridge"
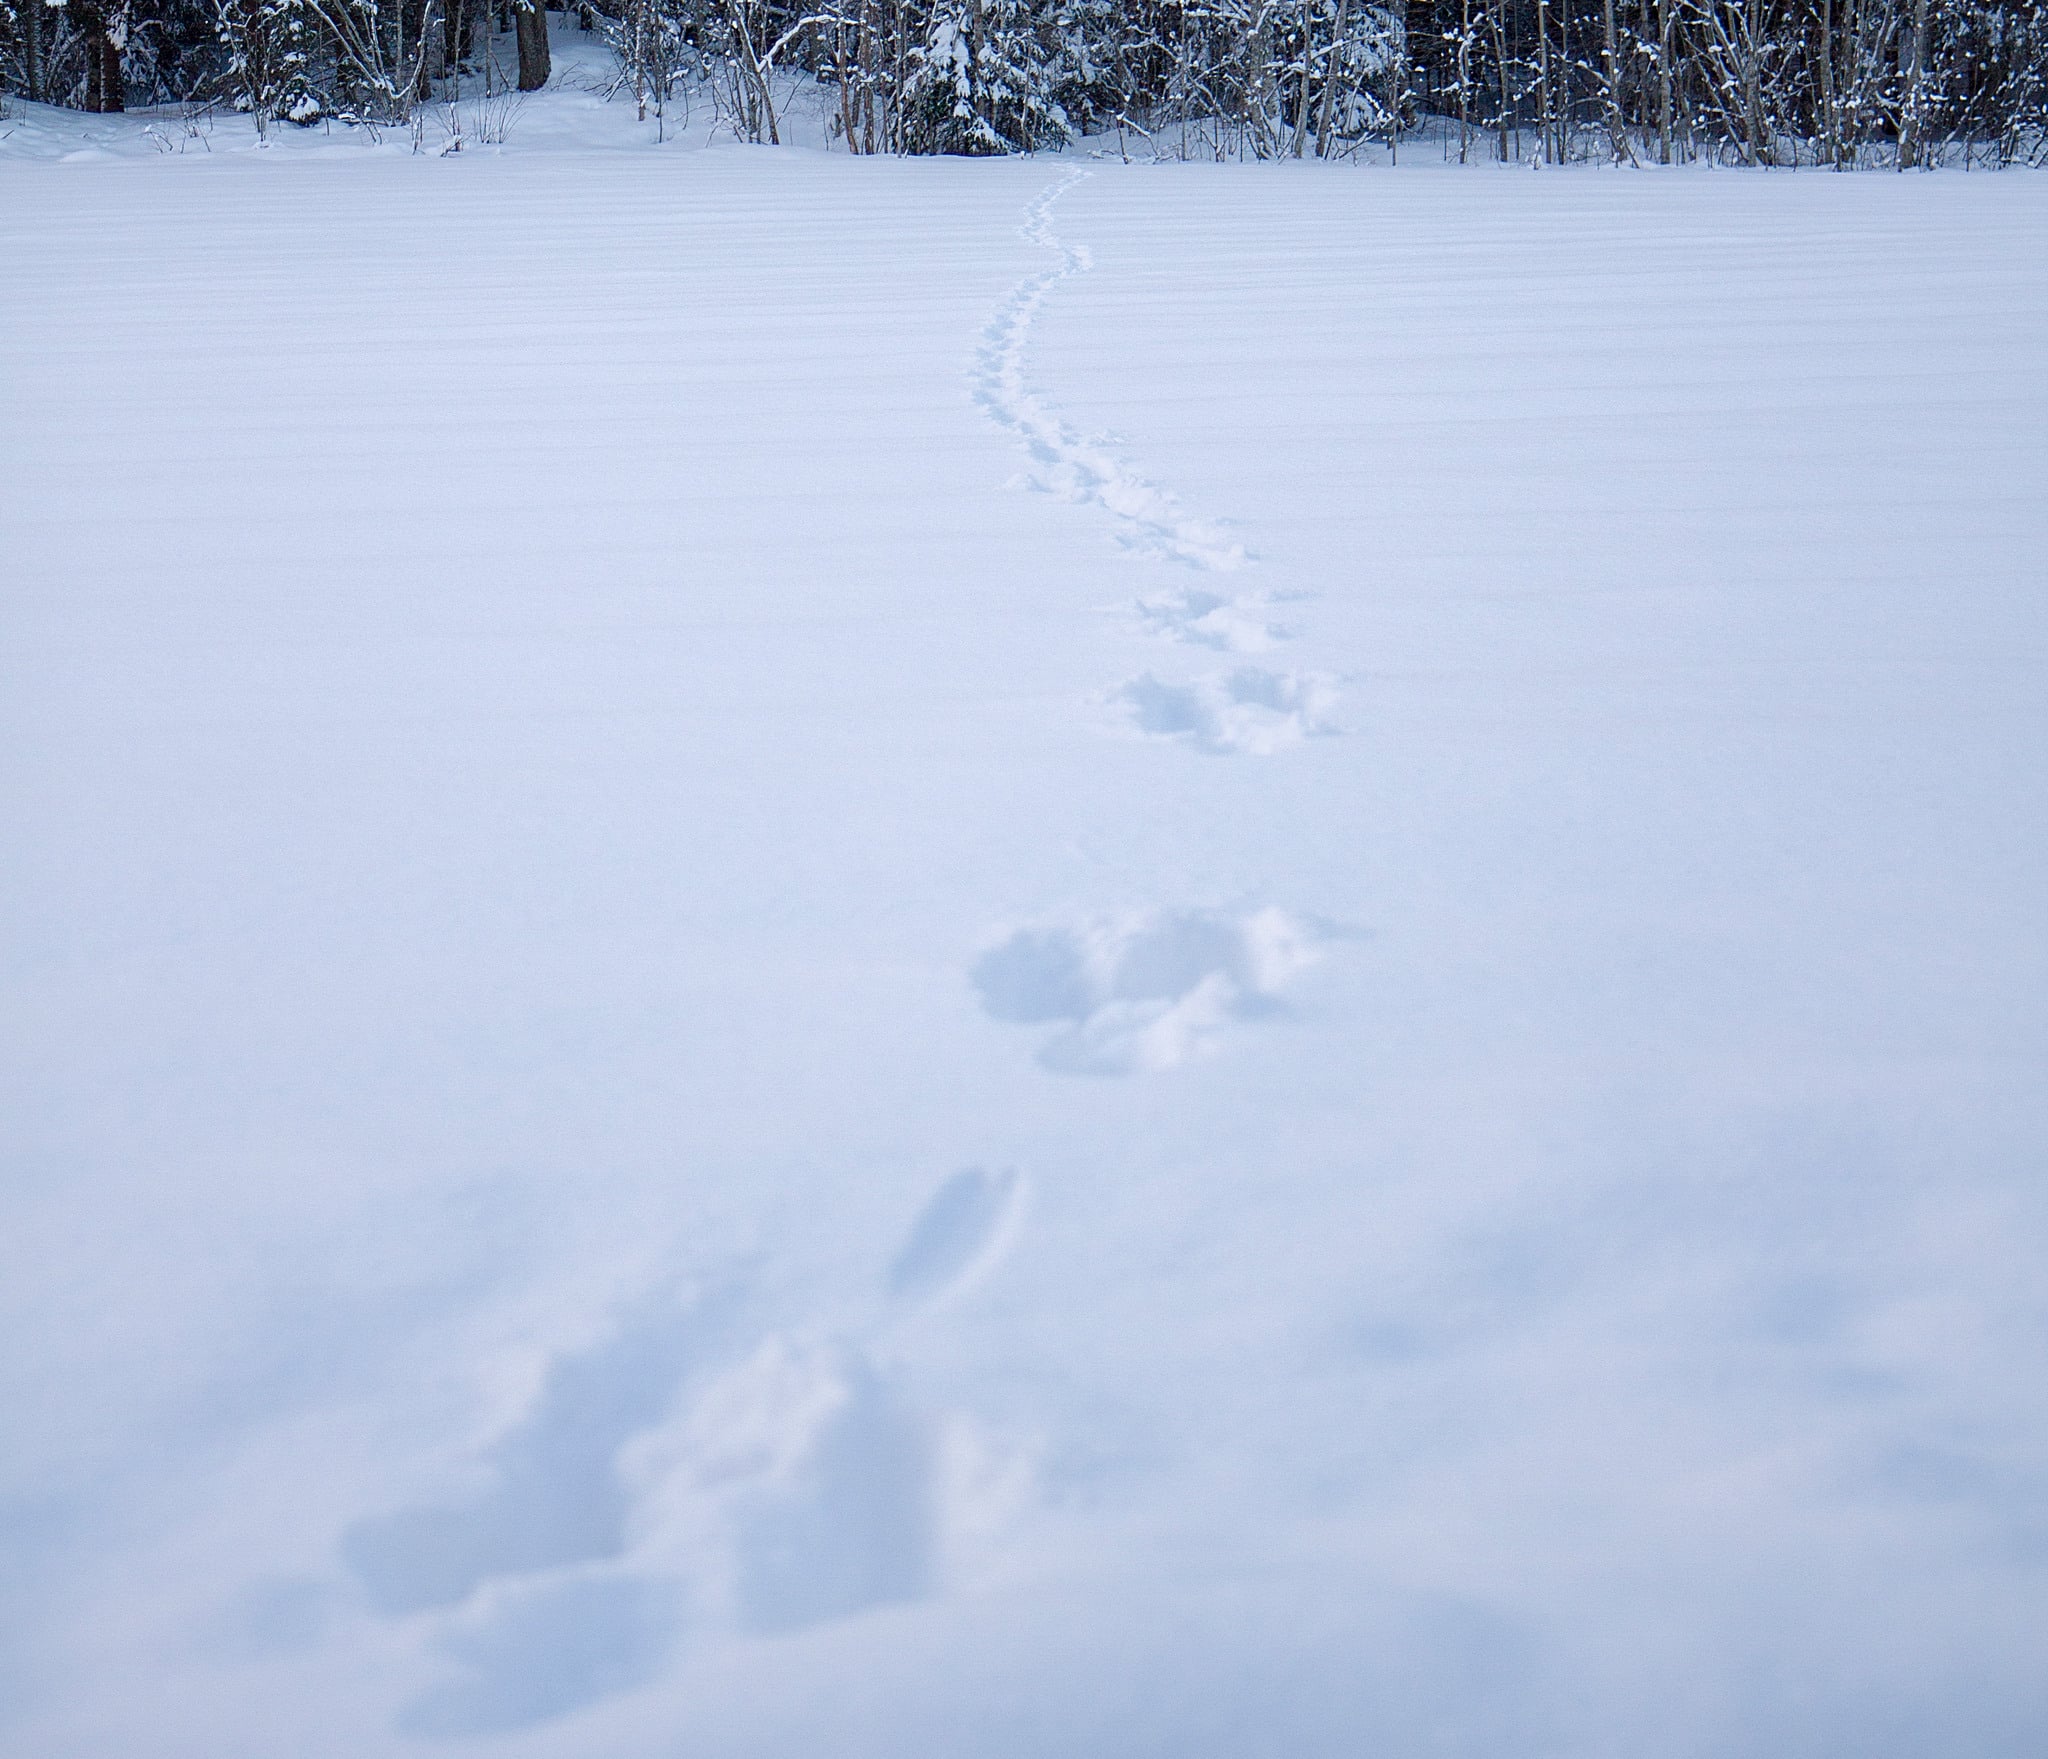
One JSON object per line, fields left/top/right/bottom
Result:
{"left": 972, "top": 170, "right": 1248, "bottom": 573}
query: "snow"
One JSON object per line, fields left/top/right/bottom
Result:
{"left": 4, "top": 45, "right": 2048, "bottom": 1759}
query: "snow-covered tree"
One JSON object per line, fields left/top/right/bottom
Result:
{"left": 216, "top": 0, "right": 319, "bottom": 128}
{"left": 55, "top": 0, "right": 132, "bottom": 108}
{"left": 3, "top": 0, "right": 2044, "bottom": 163}
{"left": 900, "top": 0, "right": 1074, "bottom": 151}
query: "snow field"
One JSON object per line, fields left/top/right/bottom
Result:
{"left": 3, "top": 131, "right": 2048, "bottom": 1758}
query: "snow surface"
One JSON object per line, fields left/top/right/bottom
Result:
{"left": 4, "top": 51, "right": 2048, "bottom": 1759}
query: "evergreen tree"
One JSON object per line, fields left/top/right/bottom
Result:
{"left": 902, "top": 0, "right": 1073, "bottom": 151}
{"left": 217, "top": 0, "right": 320, "bottom": 126}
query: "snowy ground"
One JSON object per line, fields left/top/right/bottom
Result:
{"left": 5, "top": 44, "right": 2048, "bottom": 1759}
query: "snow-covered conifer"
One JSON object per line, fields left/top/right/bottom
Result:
{"left": 217, "top": 0, "right": 320, "bottom": 128}
{"left": 902, "top": 0, "right": 1074, "bottom": 151}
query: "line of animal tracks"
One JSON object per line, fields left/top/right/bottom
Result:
{"left": 328, "top": 175, "right": 1353, "bottom": 1737}
{"left": 338, "top": 182, "right": 1355, "bottom": 1737}
{"left": 970, "top": 168, "right": 1346, "bottom": 1079}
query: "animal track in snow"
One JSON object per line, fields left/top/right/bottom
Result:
{"left": 396, "top": 1574, "right": 682, "bottom": 1739}
{"left": 1136, "top": 584, "right": 1293, "bottom": 653}
{"left": 974, "top": 172, "right": 1248, "bottom": 573}
{"left": 966, "top": 188, "right": 1350, "bottom": 1063}
{"left": 887, "top": 1165, "right": 1028, "bottom": 1310}
{"left": 625, "top": 1336, "right": 935, "bottom": 1636}
{"left": 972, "top": 907, "right": 1330, "bottom": 1075}
{"left": 1118, "top": 667, "right": 1341, "bottom": 756}
{"left": 340, "top": 1284, "right": 745, "bottom": 1618}
{"left": 979, "top": 177, "right": 1345, "bottom": 756}
{"left": 329, "top": 1171, "right": 1035, "bottom": 1736}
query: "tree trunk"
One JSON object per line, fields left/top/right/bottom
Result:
{"left": 860, "top": 6, "right": 879, "bottom": 155}
{"left": 1455, "top": 0, "right": 1472, "bottom": 161}
{"left": 1898, "top": 0, "right": 1931, "bottom": 165}
{"left": 1385, "top": 0, "right": 1408, "bottom": 159}
{"left": 75, "top": 1, "right": 127, "bottom": 112}
{"left": 833, "top": 19, "right": 858, "bottom": 150}
{"left": 1816, "top": 0, "right": 1838, "bottom": 164}
{"left": 408, "top": 0, "right": 436, "bottom": 98}
{"left": 1656, "top": 0, "right": 1673, "bottom": 161}
{"left": 442, "top": 0, "right": 464, "bottom": 82}
{"left": 1316, "top": 0, "right": 1353, "bottom": 157}
{"left": 96, "top": 35, "right": 124, "bottom": 111}
{"left": 1291, "top": 0, "right": 1314, "bottom": 155}
{"left": 21, "top": 0, "right": 45, "bottom": 102}
{"left": 1556, "top": 0, "right": 1572, "bottom": 160}
{"left": 1248, "top": 7, "right": 1279, "bottom": 156}
{"left": 515, "top": 0, "right": 550, "bottom": 89}
{"left": 1603, "top": 0, "right": 1630, "bottom": 161}
{"left": 1488, "top": 0, "right": 1512, "bottom": 160}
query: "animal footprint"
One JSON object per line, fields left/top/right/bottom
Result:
{"left": 972, "top": 907, "right": 1330, "bottom": 1075}
{"left": 1136, "top": 585, "right": 1291, "bottom": 652}
{"left": 324, "top": 1168, "right": 1038, "bottom": 1735}
{"left": 1118, "top": 668, "right": 1340, "bottom": 755}
{"left": 629, "top": 1338, "right": 934, "bottom": 1636}
{"left": 887, "top": 1166, "right": 1028, "bottom": 1310}
{"left": 396, "top": 1574, "right": 682, "bottom": 1738}
{"left": 340, "top": 1285, "right": 741, "bottom": 1617}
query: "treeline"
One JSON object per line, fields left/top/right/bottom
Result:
{"left": 4, "top": 0, "right": 2044, "bottom": 164}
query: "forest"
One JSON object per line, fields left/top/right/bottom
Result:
{"left": 4, "top": 0, "right": 2044, "bottom": 165}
